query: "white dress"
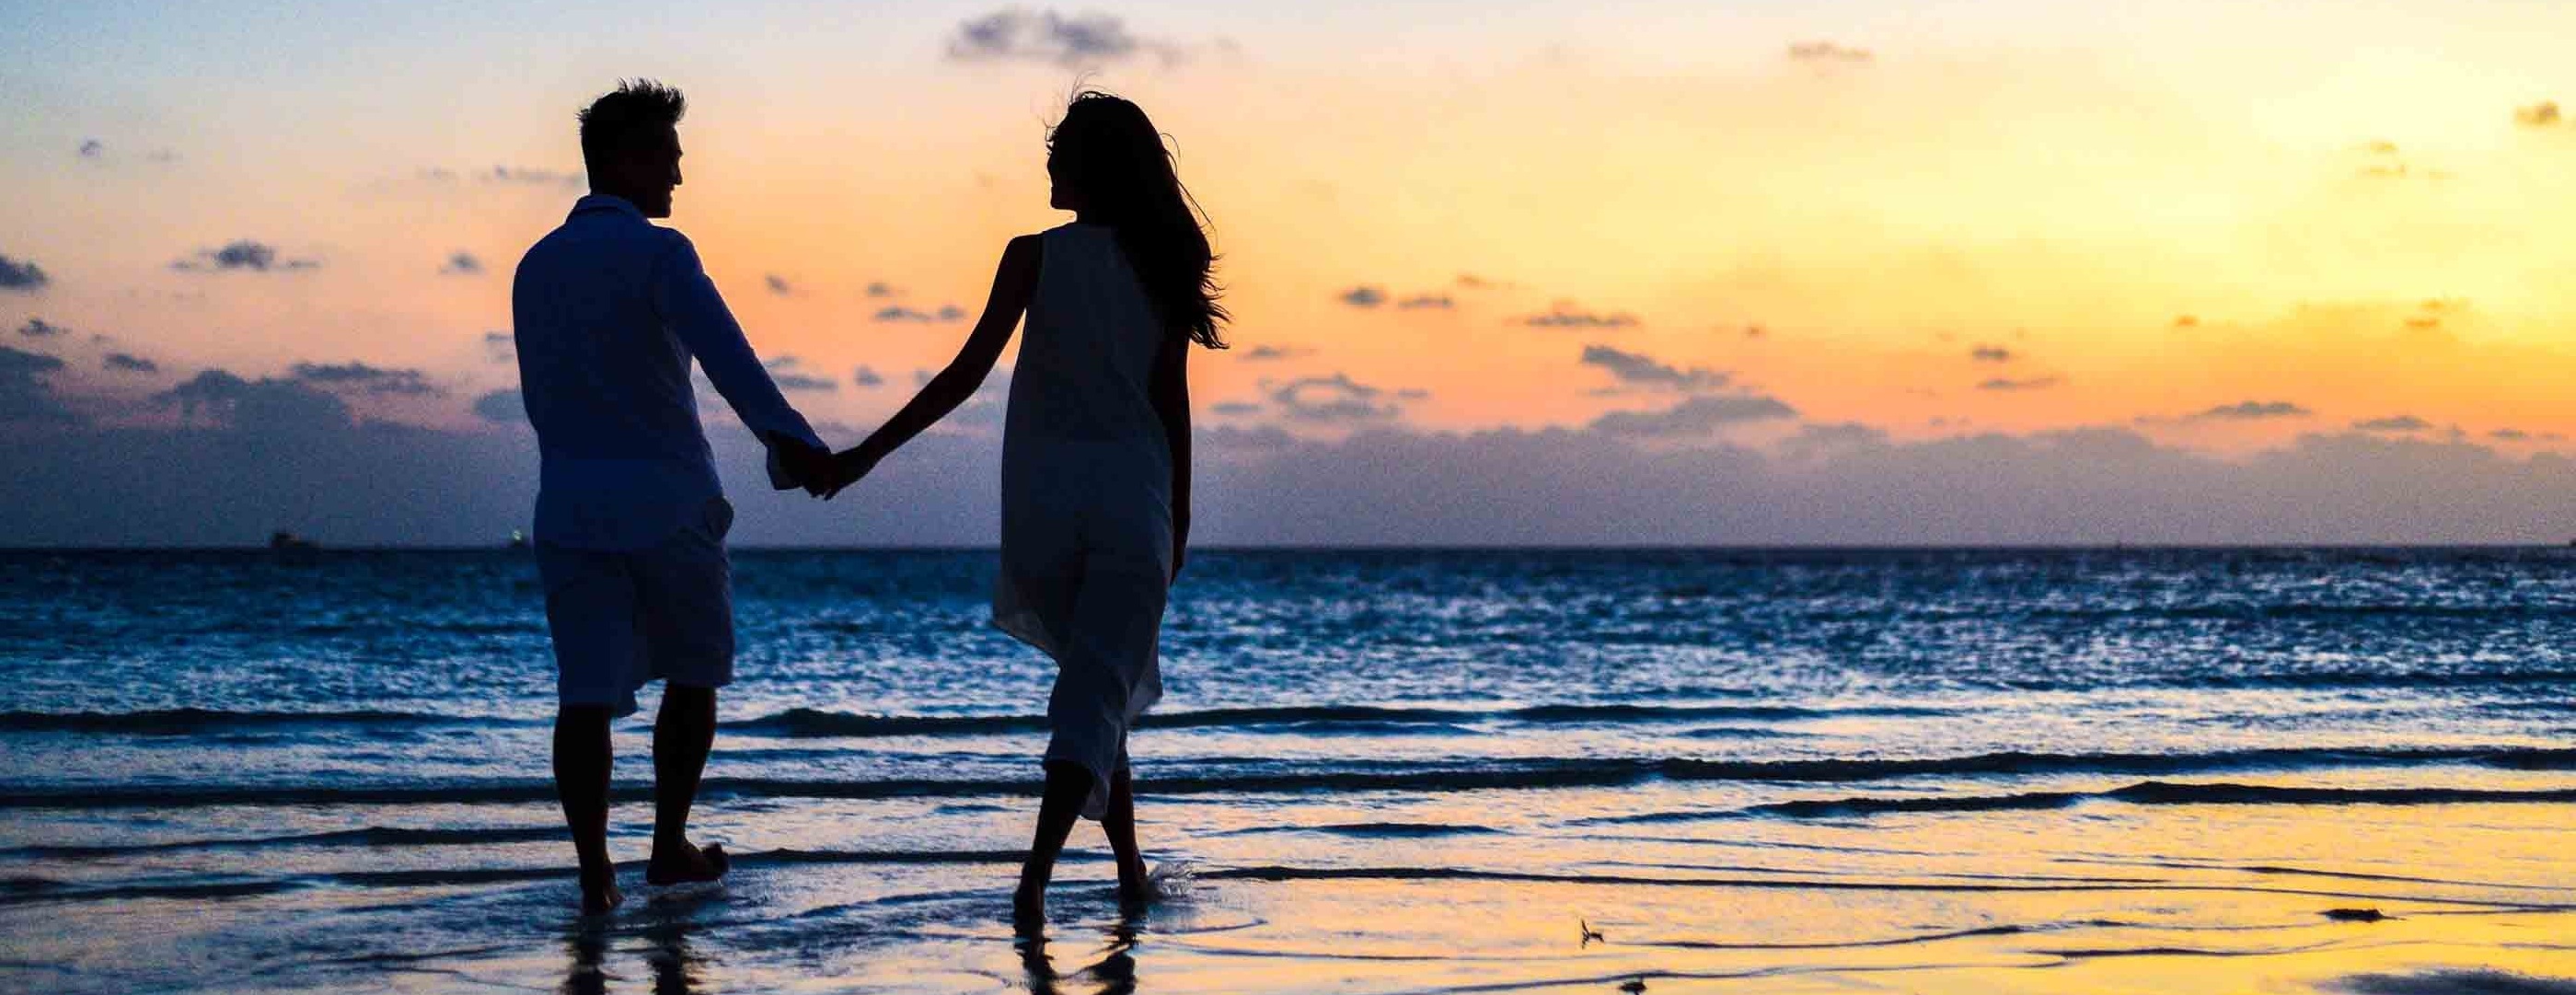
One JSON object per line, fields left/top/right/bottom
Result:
{"left": 993, "top": 223, "right": 1173, "bottom": 818}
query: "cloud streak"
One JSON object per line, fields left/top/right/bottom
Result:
{"left": 1588, "top": 394, "right": 1797, "bottom": 436}
{"left": 1523, "top": 304, "right": 1640, "bottom": 329}
{"left": 1269, "top": 373, "right": 1410, "bottom": 423}
{"left": 172, "top": 240, "right": 318, "bottom": 273}
{"left": 874, "top": 305, "right": 968, "bottom": 323}
{"left": 1579, "top": 344, "right": 1730, "bottom": 393}
{"left": 946, "top": 9, "right": 1166, "bottom": 65}
{"left": 2189, "top": 400, "right": 2311, "bottom": 422}
{"left": 289, "top": 362, "right": 442, "bottom": 397}
{"left": 0, "top": 254, "right": 48, "bottom": 292}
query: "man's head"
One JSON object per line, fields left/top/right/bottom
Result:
{"left": 578, "top": 80, "right": 687, "bottom": 218}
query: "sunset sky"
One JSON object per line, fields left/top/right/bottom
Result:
{"left": 6, "top": 0, "right": 2576, "bottom": 546}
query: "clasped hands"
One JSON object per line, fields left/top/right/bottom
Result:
{"left": 765, "top": 432, "right": 878, "bottom": 501}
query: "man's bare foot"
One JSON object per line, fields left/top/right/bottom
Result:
{"left": 643, "top": 841, "right": 730, "bottom": 887}
{"left": 579, "top": 871, "right": 625, "bottom": 916}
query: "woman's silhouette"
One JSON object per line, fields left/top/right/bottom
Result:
{"left": 825, "top": 90, "right": 1226, "bottom": 925}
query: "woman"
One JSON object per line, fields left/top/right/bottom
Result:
{"left": 824, "top": 91, "right": 1226, "bottom": 924}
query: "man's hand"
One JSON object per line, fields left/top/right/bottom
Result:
{"left": 820, "top": 448, "right": 878, "bottom": 500}
{"left": 765, "top": 432, "right": 839, "bottom": 498}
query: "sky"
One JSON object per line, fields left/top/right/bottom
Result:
{"left": 5, "top": 0, "right": 2576, "bottom": 546}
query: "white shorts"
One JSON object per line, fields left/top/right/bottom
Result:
{"left": 537, "top": 498, "right": 735, "bottom": 718}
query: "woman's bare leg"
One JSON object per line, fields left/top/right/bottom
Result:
{"left": 1101, "top": 767, "right": 1149, "bottom": 903}
{"left": 1015, "top": 761, "right": 1094, "bottom": 929}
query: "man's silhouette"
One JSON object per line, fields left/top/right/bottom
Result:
{"left": 510, "top": 78, "right": 835, "bottom": 914}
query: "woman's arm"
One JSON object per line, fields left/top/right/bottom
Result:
{"left": 1149, "top": 332, "right": 1192, "bottom": 578}
{"left": 826, "top": 235, "right": 1042, "bottom": 496}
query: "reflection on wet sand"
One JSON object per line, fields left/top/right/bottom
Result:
{"left": 1022, "top": 909, "right": 1145, "bottom": 995}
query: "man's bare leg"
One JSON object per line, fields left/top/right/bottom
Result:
{"left": 1101, "top": 767, "right": 1149, "bottom": 904}
{"left": 554, "top": 705, "right": 622, "bottom": 914}
{"left": 645, "top": 684, "right": 729, "bottom": 885}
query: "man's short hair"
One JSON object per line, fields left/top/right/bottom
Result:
{"left": 578, "top": 80, "right": 687, "bottom": 169}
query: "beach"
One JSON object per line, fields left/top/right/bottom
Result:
{"left": 3, "top": 548, "right": 2572, "bottom": 993}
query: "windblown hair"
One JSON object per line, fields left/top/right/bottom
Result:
{"left": 1048, "top": 91, "right": 1228, "bottom": 349}
{"left": 577, "top": 79, "right": 687, "bottom": 169}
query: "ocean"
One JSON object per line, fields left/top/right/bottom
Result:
{"left": 3, "top": 548, "right": 2572, "bottom": 993}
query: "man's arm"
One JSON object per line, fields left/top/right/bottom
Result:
{"left": 1149, "top": 332, "right": 1191, "bottom": 579}
{"left": 826, "top": 235, "right": 1041, "bottom": 495}
{"left": 649, "top": 234, "right": 834, "bottom": 492}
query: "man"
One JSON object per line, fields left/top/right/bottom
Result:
{"left": 512, "top": 79, "right": 837, "bottom": 914}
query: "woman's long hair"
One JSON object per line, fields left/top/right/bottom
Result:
{"left": 1048, "top": 91, "right": 1228, "bottom": 349}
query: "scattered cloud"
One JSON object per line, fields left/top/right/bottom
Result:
{"left": 1269, "top": 373, "right": 1408, "bottom": 423}
{"left": 2362, "top": 139, "right": 2399, "bottom": 156}
{"left": 946, "top": 8, "right": 1170, "bottom": 65}
{"left": 1455, "top": 274, "right": 1497, "bottom": 289}
{"left": 864, "top": 282, "right": 895, "bottom": 297}
{"left": 1523, "top": 303, "right": 1639, "bottom": 329}
{"left": 17, "top": 318, "right": 69, "bottom": 338}
{"left": 482, "top": 330, "right": 514, "bottom": 364}
{"left": 852, "top": 365, "right": 885, "bottom": 388}
{"left": 2188, "top": 399, "right": 2311, "bottom": 421}
{"left": 472, "top": 388, "right": 524, "bottom": 424}
{"left": 873, "top": 305, "right": 967, "bottom": 323}
{"left": 1339, "top": 285, "right": 1386, "bottom": 308}
{"left": 0, "top": 345, "right": 77, "bottom": 423}
{"left": 172, "top": 240, "right": 318, "bottom": 273}
{"left": 1199, "top": 423, "right": 1298, "bottom": 451}
{"left": 2514, "top": 101, "right": 2562, "bottom": 128}
{"left": 480, "top": 166, "right": 583, "bottom": 188}
{"left": 1397, "top": 295, "right": 1455, "bottom": 309}
{"left": 1579, "top": 344, "right": 1730, "bottom": 393}
{"left": 1242, "top": 344, "right": 1311, "bottom": 362}
{"left": 1782, "top": 421, "right": 1891, "bottom": 455}
{"left": 103, "top": 353, "right": 158, "bottom": 374}
{"left": 1589, "top": 393, "right": 1798, "bottom": 436}
{"left": 2353, "top": 415, "right": 2431, "bottom": 433}
{"left": 78, "top": 139, "right": 104, "bottom": 159}
{"left": 2328, "top": 968, "right": 2576, "bottom": 995}
{"left": 289, "top": 362, "right": 442, "bottom": 397}
{"left": 0, "top": 254, "right": 48, "bottom": 292}
{"left": 1970, "top": 345, "right": 2014, "bottom": 363}
{"left": 1211, "top": 400, "right": 1263, "bottom": 416}
{"left": 2173, "top": 315, "right": 2200, "bottom": 328}
{"left": 1788, "top": 41, "right": 1873, "bottom": 64}
{"left": 758, "top": 355, "right": 837, "bottom": 392}
{"left": 157, "top": 369, "right": 351, "bottom": 430}
{"left": 1978, "top": 376, "right": 2062, "bottom": 391}
{"left": 438, "top": 250, "right": 482, "bottom": 276}
{"left": 765, "top": 274, "right": 794, "bottom": 296}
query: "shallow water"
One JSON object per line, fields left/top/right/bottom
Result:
{"left": 2, "top": 548, "right": 2572, "bottom": 992}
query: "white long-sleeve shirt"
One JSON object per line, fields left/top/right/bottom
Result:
{"left": 511, "top": 193, "right": 823, "bottom": 550}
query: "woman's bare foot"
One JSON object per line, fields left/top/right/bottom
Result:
{"left": 643, "top": 841, "right": 730, "bottom": 886}
{"left": 579, "top": 869, "right": 625, "bottom": 916}
{"left": 1115, "top": 854, "right": 1152, "bottom": 906}
{"left": 1011, "top": 879, "right": 1047, "bottom": 931}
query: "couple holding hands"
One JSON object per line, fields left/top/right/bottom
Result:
{"left": 508, "top": 80, "right": 1220, "bottom": 920}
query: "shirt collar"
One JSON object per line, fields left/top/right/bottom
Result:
{"left": 569, "top": 193, "right": 645, "bottom": 221}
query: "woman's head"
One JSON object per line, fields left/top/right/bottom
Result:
{"left": 1046, "top": 91, "right": 1228, "bottom": 349}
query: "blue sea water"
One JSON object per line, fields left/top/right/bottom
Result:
{"left": 2, "top": 548, "right": 2571, "bottom": 992}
